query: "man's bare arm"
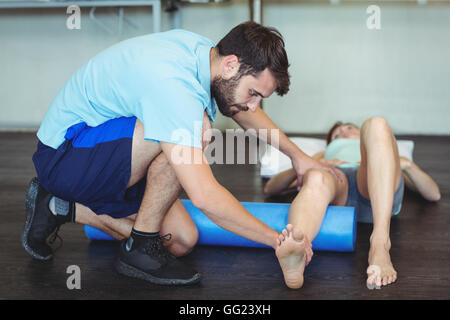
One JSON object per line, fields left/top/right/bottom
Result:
{"left": 160, "top": 142, "right": 280, "bottom": 249}
{"left": 232, "top": 107, "right": 341, "bottom": 185}
{"left": 232, "top": 107, "right": 307, "bottom": 159}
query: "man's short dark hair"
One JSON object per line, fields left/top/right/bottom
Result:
{"left": 216, "top": 21, "right": 290, "bottom": 96}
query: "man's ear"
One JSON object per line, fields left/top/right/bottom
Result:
{"left": 221, "top": 55, "right": 240, "bottom": 80}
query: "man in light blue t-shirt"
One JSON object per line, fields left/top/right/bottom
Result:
{"left": 22, "top": 22, "right": 339, "bottom": 286}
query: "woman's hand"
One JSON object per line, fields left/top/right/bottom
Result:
{"left": 399, "top": 156, "right": 412, "bottom": 171}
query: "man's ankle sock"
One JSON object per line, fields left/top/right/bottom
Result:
{"left": 131, "top": 228, "right": 159, "bottom": 240}
{"left": 127, "top": 228, "right": 159, "bottom": 249}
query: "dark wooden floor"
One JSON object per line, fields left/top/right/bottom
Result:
{"left": 0, "top": 132, "right": 449, "bottom": 300}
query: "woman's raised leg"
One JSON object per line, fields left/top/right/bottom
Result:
{"left": 357, "top": 117, "right": 402, "bottom": 289}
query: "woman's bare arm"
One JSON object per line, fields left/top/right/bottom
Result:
{"left": 400, "top": 157, "right": 441, "bottom": 201}
{"left": 263, "top": 168, "right": 298, "bottom": 196}
{"left": 263, "top": 151, "right": 326, "bottom": 196}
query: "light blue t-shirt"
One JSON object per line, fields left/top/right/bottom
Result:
{"left": 37, "top": 29, "right": 216, "bottom": 150}
{"left": 324, "top": 138, "right": 361, "bottom": 168}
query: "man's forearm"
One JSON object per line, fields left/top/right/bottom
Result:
{"left": 232, "top": 107, "right": 309, "bottom": 161}
{"left": 197, "top": 181, "right": 280, "bottom": 249}
{"left": 160, "top": 142, "right": 280, "bottom": 249}
{"left": 232, "top": 108, "right": 341, "bottom": 184}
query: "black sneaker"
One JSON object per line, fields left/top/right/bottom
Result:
{"left": 115, "top": 234, "right": 201, "bottom": 286}
{"left": 22, "top": 178, "right": 73, "bottom": 261}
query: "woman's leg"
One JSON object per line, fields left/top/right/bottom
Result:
{"left": 75, "top": 199, "right": 198, "bottom": 257}
{"left": 276, "top": 168, "right": 348, "bottom": 289}
{"left": 288, "top": 168, "right": 348, "bottom": 241}
{"left": 356, "top": 117, "right": 402, "bottom": 289}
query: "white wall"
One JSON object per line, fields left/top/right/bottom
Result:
{"left": 263, "top": 2, "right": 450, "bottom": 135}
{"left": 0, "top": 1, "right": 449, "bottom": 134}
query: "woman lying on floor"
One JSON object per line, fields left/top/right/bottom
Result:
{"left": 266, "top": 117, "right": 441, "bottom": 289}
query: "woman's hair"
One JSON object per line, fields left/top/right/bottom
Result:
{"left": 216, "top": 21, "right": 290, "bottom": 96}
{"left": 326, "top": 121, "right": 359, "bottom": 145}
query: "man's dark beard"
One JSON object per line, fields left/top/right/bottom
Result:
{"left": 211, "top": 75, "right": 248, "bottom": 117}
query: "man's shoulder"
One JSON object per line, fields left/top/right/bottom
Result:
{"left": 162, "top": 29, "right": 214, "bottom": 44}
{"left": 123, "top": 29, "right": 214, "bottom": 48}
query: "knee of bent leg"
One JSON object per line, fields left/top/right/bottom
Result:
{"left": 303, "top": 169, "right": 328, "bottom": 189}
{"left": 303, "top": 169, "right": 337, "bottom": 199}
{"left": 362, "top": 117, "right": 391, "bottom": 135}
{"left": 169, "top": 227, "right": 199, "bottom": 257}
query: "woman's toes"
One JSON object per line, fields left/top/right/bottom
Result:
{"left": 376, "top": 276, "right": 382, "bottom": 288}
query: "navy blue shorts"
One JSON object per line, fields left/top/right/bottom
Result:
{"left": 32, "top": 116, "right": 146, "bottom": 219}
{"left": 339, "top": 166, "right": 404, "bottom": 224}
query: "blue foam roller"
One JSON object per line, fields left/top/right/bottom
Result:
{"left": 84, "top": 199, "right": 357, "bottom": 252}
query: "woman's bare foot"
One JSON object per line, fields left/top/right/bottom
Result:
{"left": 276, "top": 224, "right": 308, "bottom": 289}
{"left": 366, "top": 237, "right": 397, "bottom": 289}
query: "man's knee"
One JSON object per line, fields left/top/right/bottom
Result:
{"left": 168, "top": 228, "right": 199, "bottom": 257}
{"left": 128, "top": 119, "right": 163, "bottom": 187}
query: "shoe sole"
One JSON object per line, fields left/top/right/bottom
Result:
{"left": 21, "top": 178, "right": 52, "bottom": 261}
{"left": 115, "top": 259, "right": 201, "bottom": 286}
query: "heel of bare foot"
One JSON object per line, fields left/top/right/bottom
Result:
{"left": 276, "top": 224, "right": 307, "bottom": 289}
